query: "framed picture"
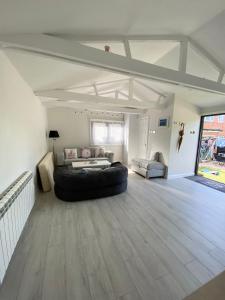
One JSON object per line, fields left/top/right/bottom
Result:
{"left": 159, "top": 118, "right": 169, "bottom": 127}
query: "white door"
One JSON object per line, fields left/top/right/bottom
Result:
{"left": 138, "top": 116, "right": 149, "bottom": 159}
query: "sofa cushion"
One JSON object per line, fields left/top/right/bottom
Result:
{"left": 147, "top": 169, "right": 165, "bottom": 178}
{"left": 95, "top": 147, "right": 105, "bottom": 158}
{"left": 64, "top": 148, "right": 78, "bottom": 159}
{"left": 76, "top": 148, "right": 82, "bottom": 158}
{"left": 152, "top": 152, "right": 165, "bottom": 164}
{"left": 81, "top": 148, "right": 91, "bottom": 158}
{"left": 131, "top": 158, "right": 141, "bottom": 166}
{"left": 132, "top": 158, "right": 165, "bottom": 170}
{"left": 89, "top": 147, "right": 97, "bottom": 157}
{"left": 137, "top": 159, "right": 150, "bottom": 169}
{"left": 146, "top": 161, "right": 165, "bottom": 170}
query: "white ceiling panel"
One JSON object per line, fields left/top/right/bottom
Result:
{"left": 1, "top": 0, "right": 225, "bottom": 35}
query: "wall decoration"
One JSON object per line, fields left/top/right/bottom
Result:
{"left": 177, "top": 123, "right": 185, "bottom": 152}
{"left": 159, "top": 118, "right": 169, "bottom": 127}
{"left": 104, "top": 45, "right": 110, "bottom": 52}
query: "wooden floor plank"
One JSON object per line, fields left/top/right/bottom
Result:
{"left": 88, "top": 201, "right": 143, "bottom": 299}
{"left": 1, "top": 173, "right": 225, "bottom": 300}
{"left": 100, "top": 198, "right": 169, "bottom": 280}
{"left": 110, "top": 194, "right": 201, "bottom": 295}
{"left": 156, "top": 273, "right": 187, "bottom": 300}
{"left": 64, "top": 202, "right": 92, "bottom": 300}
{"left": 209, "top": 247, "right": 225, "bottom": 267}
{"left": 0, "top": 192, "right": 53, "bottom": 300}
{"left": 127, "top": 183, "right": 224, "bottom": 276}
{"left": 76, "top": 203, "right": 116, "bottom": 300}
{"left": 186, "top": 260, "right": 214, "bottom": 285}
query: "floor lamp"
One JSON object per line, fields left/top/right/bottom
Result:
{"left": 49, "top": 130, "right": 60, "bottom": 155}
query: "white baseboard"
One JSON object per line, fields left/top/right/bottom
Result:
{"left": 167, "top": 172, "right": 194, "bottom": 179}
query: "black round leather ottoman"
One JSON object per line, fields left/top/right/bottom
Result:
{"left": 54, "top": 162, "right": 128, "bottom": 201}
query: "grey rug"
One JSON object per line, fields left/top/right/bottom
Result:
{"left": 186, "top": 175, "right": 225, "bottom": 193}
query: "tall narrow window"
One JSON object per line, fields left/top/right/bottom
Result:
{"left": 91, "top": 120, "right": 124, "bottom": 145}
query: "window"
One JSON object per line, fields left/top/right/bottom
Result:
{"left": 204, "top": 116, "right": 214, "bottom": 122}
{"left": 218, "top": 115, "right": 224, "bottom": 123}
{"left": 91, "top": 120, "right": 124, "bottom": 145}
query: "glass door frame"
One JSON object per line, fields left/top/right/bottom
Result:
{"left": 195, "top": 112, "right": 225, "bottom": 175}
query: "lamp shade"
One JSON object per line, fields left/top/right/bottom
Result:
{"left": 49, "top": 130, "right": 59, "bottom": 138}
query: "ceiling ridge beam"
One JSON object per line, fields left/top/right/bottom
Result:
{"left": 50, "top": 33, "right": 188, "bottom": 42}
{"left": 35, "top": 89, "right": 154, "bottom": 108}
{"left": 43, "top": 101, "right": 145, "bottom": 114}
{"left": 68, "top": 78, "right": 129, "bottom": 90}
{"left": 2, "top": 34, "right": 225, "bottom": 95}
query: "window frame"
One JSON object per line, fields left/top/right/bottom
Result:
{"left": 218, "top": 115, "right": 224, "bottom": 123}
{"left": 195, "top": 112, "right": 225, "bottom": 175}
{"left": 90, "top": 119, "right": 124, "bottom": 146}
{"left": 204, "top": 116, "right": 214, "bottom": 122}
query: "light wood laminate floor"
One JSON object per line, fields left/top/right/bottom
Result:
{"left": 1, "top": 173, "right": 225, "bottom": 300}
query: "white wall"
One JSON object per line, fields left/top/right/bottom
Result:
{"left": 200, "top": 105, "right": 225, "bottom": 116}
{"left": 123, "top": 114, "right": 129, "bottom": 165}
{"left": 167, "top": 97, "right": 201, "bottom": 178}
{"left": 123, "top": 114, "right": 139, "bottom": 166}
{"left": 125, "top": 96, "right": 174, "bottom": 166}
{"left": 127, "top": 95, "right": 201, "bottom": 178}
{"left": 147, "top": 96, "right": 174, "bottom": 165}
{"left": 47, "top": 107, "right": 124, "bottom": 162}
{"left": 0, "top": 51, "right": 48, "bottom": 193}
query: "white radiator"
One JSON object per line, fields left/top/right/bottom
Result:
{"left": 0, "top": 171, "right": 34, "bottom": 284}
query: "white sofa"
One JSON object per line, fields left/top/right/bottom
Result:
{"left": 131, "top": 152, "right": 166, "bottom": 179}
{"left": 56, "top": 147, "right": 114, "bottom": 166}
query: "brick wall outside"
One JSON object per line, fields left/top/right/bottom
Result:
{"left": 203, "top": 114, "right": 225, "bottom": 138}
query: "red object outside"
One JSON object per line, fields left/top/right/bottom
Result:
{"left": 203, "top": 114, "right": 225, "bottom": 138}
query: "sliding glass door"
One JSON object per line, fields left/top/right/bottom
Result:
{"left": 196, "top": 113, "right": 225, "bottom": 184}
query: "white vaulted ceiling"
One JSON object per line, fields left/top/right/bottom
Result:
{"left": 1, "top": 0, "right": 225, "bottom": 112}
{"left": 5, "top": 49, "right": 128, "bottom": 91}
{"left": 1, "top": 0, "right": 225, "bottom": 35}
{"left": 5, "top": 47, "right": 225, "bottom": 112}
{"left": 191, "top": 10, "right": 225, "bottom": 70}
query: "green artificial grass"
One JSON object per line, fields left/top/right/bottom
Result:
{"left": 198, "top": 166, "right": 225, "bottom": 184}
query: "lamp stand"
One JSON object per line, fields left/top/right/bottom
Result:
{"left": 52, "top": 138, "right": 56, "bottom": 154}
